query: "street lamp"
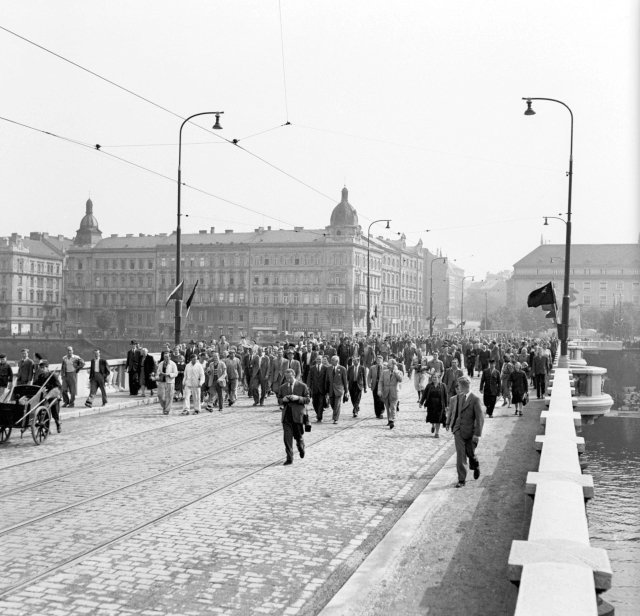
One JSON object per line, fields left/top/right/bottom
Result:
{"left": 175, "top": 111, "right": 224, "bottom": 345}
{"left": 523, "top": 97, "right": 574, "bottom": 359}
{"left": 429, "top": 256, "right": 447, "bottom": 336}
{"left": 460, "top": 275, "right": 474, "bottom": 337}
{"left": 366, "top": 219, "right": 391, "bottom": 336}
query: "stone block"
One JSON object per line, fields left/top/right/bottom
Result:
{"left": 535, "top": 434, "right": 585, "bottom": 453}
{"left": 525, "top": 471, "right": 594, "bottom": 499}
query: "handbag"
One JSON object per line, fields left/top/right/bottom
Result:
{"left": 522, "top": 391, "right": 529, "bottom": 406}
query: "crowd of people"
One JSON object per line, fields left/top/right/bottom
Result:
{"left": 1, "top": 332, "right": 557, "bottom": 478}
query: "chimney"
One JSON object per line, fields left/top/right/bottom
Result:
{"left": 267, "top": 226, "right": 271, "bottom": 231}
{"left": 110, "top": 234, "right": 118, "bottom": 238}
{"left": 225, "top": 229, "right": 233, "bottom": 234}
{"left": 199, "top": 230, "right": 207, "bottom": 235}
{"left": 126, "top": 233, "right": 133, "bottom": 237}
{"left": 139, "top": 233, "right": 145, "bottom": 237}
{"left": 210, "top": 227, "right": 215, "bottom": 234}
{"left": 294, "top": 226, "right": 303, "bottom": 232}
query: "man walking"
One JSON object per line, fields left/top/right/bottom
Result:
{"left": 446, "top": 376, "right": 484, "bottom": 488}
{"left": 126, "top": 340, "right": 141, "bottom": 395}
{"left": 85, "top": 349, "right": 110, "bottom": 407}
{"left": 347, "top": 355, "right": 367, "bottom": 417}
{"left": 308, "top": 355, "right": 326, "bottom": 422}
{"left": 325, "top": 355, "right": 348, "bottom": 425}
{"left": 182, "top": 354, "right": 205, "bottom": 415}
{"left": 60, "top": 346, "right": 85, "bottom": 408}
{"left": 156, "top": 352, "right": 178, "bottom": 415}
{"left": 279, "top": 369, "right": 310, "bottom": 465}
{"left": 479, "top": 358, "right": 501, "bottom": 418}
{"left": 224, "top": 347, "right": 243, "bottom": 406}
{"left": 532, "top": 347, "right": 549, "bottom": 399}
{"left": 380, "top": 358, "right": 403, "bottom": 429}
{"left": 367, "top": 355, "right": 385, "bottom": 419}
{"left": 250, "top": 347, "right": 270, "bottom": 406}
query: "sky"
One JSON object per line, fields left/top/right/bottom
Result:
{"left": 1, "top": 0, "right": 638, "bottom": 281}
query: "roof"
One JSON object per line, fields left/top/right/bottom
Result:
{"left": 513, "top": 243, "right": 640, "bottom": 268}
{"left": 21, "top": 237, "right": 64, "bottom": 260}
{"left": 85, "top": 228, "right": 328, "bottom": 252}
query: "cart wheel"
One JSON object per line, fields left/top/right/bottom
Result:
{"left": 0, "top": 425, "right": 11, "bottom": 443}
{"left": 31, "top": 407, "right": 51, "bottom": 445}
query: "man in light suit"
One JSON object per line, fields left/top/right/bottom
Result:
{"left": 325, "top": 355, "right": 348, "bottom": 424}
{"left": 308, "top": 355, "right": 327, "bottom": 422}
{"left": 283, "top": 348, "right": 302, "bottom": 381}
{"left": 446, "top": 375, "right": 484, "bottom": 488}
{"left": 85, "top": 349, "right": 111, "bottom": 407}
{"left": 367, "top": 355, "right": 386, "bottom": 419}
{"left": 379, "top": 358, "right": 403, "bottom": 429}
{"left": 279, "top": 369, "right": 310, "bottom": 465}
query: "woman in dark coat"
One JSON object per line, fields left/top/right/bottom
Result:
{"left": 509, "top": 362, "right": 529, "bottom": 417}
{"left": 139, "top": 348, "right": 157, "bottom": 396}
{"left": 420, "top": 373, "right": 449, "bottom": 438}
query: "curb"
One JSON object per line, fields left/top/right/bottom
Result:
{"left": 60, "top": 395, "right": 160, "bottom": 420}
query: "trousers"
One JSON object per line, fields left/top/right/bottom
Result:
{"left": 454, "top": 431, "right": 479, "bottom": 483}
{"left": 282, "top": 419, "right": 305, "bottom": 462}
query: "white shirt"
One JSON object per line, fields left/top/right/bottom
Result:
{"left": 184, "top": 361, "right": 205, "bottom": 387}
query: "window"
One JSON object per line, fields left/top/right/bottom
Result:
{"left": 583, "top": 281, "right": 591, "bottom": 290}
{"left": 599, "top": 281, "right": 607, "bottom": 290}
{"left": 599, "top": 295, "right": 607, "bottom": 306}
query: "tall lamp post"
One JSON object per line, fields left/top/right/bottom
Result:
{"left": 523, "top": 97, "right": 574, "bottom": 359}
{"left": 429, "top": 256, "right": 447, "bottom": 336}
{"left": 460, "top": 275, "right": 474, "bottom": 337}
{"left": 175, "top": 111, "right": 224, "bottom": 345}
{"left": 366, "top": 219, "right": 391, "bottom": 336}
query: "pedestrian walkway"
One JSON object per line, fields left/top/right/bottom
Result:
{"left": 59, "top": 390, "right": 159, "bottom": 420}
{"left": 320, "top": 395, "right": 543, "bottom": 616}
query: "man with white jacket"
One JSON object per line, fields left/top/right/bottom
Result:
{"left": 182, "top": 354, "right": 205, "bottom": 415}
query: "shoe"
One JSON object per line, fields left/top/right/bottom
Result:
{"left": 333, "top": 420, "right": 337, "bottom": 424}
{"left": 103, "top": 402, "right": 108, "bottom": 407}
{"left": 68, "top": 403, "right": 74, "bottom": 408}
{"left": 431, "top": 425, "right": 435, "bottom": 434}
{"left": 56, "top": 423, "right": 61, "bottom": 433}
{"left": 252, "top": 402, "right": 258, "bottom": 407}
{"left": 317, "top": 418, "right": 322, "bottom": 423}
{"left": 259, "top": 402, "right": 264, "bottom": 406}
{"left": 502, "top": 401, "right": 507, "bottom": 406}
{"left": 162, "top": 411, "right": 169, "bottom": 415}
{"left": 229, "top": 401, "right": 235, "bottom": 406}
{"left": 389, "top": 421, "right": 394, "bottom": 430}
{"left": 180, "top": 410, "right": 189, "bottom": 415}
{"left": 299, "top": 448, "right": 305, "bottom": 459}
{"left": 434, "top": 433, "right": 440, "bottom": 438}
{"left": 518, "top": 411, "right": 523, "bottom": 416}
{"left": 487, "top": 414, "right": 493, "bottom": 418}
{"left": 455, "top": 481, "right": 465, "bottom": 488}
{"left": 514, "top": 410, "right": 518, "bottom": 415}
{"left": 283, "top": 459, "right": 293, "bottom": 466}
{"left": 474, "top": 466, "right": 480, "bottom": 480}
{"left": 194, "top": 410, "right": 199, "bottom": 414}
{"left": 84, "top": 401, "right": 92, "bottom": 408}
{"left": 62, "top": 402, "right": 69, "bottom": 408}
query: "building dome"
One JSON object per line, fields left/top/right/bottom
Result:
{"left": 79, "top": 199, "right": 100, "bottom": 230}
{"left": 74, "top": 198, "right": 102, "bottom": 246}
{"left": 329, "top": 187, "right": 359, "bottom": 228}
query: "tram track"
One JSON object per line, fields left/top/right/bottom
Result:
{"left": 0, "top": 414, "right": 374, "bottom": 599}
{"left": 0, "top": 413, "right": 253, "bottom": 498}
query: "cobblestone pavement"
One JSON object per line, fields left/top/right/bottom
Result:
{"left": 0, "top": 375, "right": 488, "bottom": 615}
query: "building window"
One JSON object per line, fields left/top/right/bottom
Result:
{"left": 583, "top": 281, "right": 591, "bottom": 290}
{"left": 599, "top": 295, "right": 607, "bottom": 306}
{"left": 599, "top": 281, "right": 607, "bottom": 290}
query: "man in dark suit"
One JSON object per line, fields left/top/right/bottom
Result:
{"left": 479, "top": 358, "right": 501, "bottom": 418}
{"left": 85, "top": 349, "right": 111, "bottom": 407}
{"left": 308, "top": 355, "right": 326, "bottom": 422}
{"left": 249, "top": 347, "right": 270, "bottom": 406}
{"left": 367, "top": 355, "right": 385, "bottom": 419}
{"left": 446, "top": 375, "right": 484, "bottom": 488}
{"left": 300, "top": 343, "right": 317, "bottom": 384}
{"left": 126, "top": 340, "right": 141, "bottom": 395}
{"left": 278, "top": 369, "right": 311, "bottom": 465}
{"left": 325, "top": 355, "right": 348, "bottom": 424}
{"left": 283, "top": 348, "right": 302, "bottom": 381}
{"left": 347, "top": 355, "right": 367, "bottom": 417}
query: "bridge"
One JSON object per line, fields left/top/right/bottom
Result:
{"left": 0, "top": 355, "right": 614, "bottom": 615}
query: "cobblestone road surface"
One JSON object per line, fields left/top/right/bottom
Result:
{"left": 0, "top": 375, "right": 482, "bottom": 615}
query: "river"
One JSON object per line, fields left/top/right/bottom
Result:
{"left": 582, "top": 416, "right": 640, "bottom": 615}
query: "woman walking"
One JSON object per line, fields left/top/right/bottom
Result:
{"left": 420, "top": 373, "right": 449, "bottom": 438}
{"left": 413, "top": 362, "right": 429, "bottom": 403}
{"left": 509, "top": 362, "right": 529, "bottom": 417}
{"left": 500, "top": 355, "right": 514, "bottom": 407}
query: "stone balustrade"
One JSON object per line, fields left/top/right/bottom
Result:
{"left": 508, "top": 357, "right": 614, "bottom": 616}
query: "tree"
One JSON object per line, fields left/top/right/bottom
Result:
{"left": 96, "top": 310, "right": 115, "bottom": 333}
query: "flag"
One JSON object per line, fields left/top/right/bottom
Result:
{"left": 165, "top": 280, "right": 184, "bottom": 306}
{"left": 184, "top": 281, "right": 199, "bottom": 318}
{"left": 527, "top": 282, "right": 556, "bottom": 308}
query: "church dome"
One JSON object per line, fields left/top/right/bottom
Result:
{"left": 79, "top": 198, "right": 100, "bottom": 230}
{"left": 329, "top": 187, "right": 359, "bottom": 227}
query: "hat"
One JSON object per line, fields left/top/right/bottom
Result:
{"left": 130, "top": 340, "right": 138, "bottom": 345}
{"left": 286, "top": 348, "right": 294, "bottom": 354}
{"left": 489, "top": 358, "right": 496, "bottom": 363}
{"left": 35, "top": 352, "right": 43, "bottom": 360}
{"left": 189, "top": 339, "right": 196, "bottom": 344}
{"left": 41, "top": 359, "right": 50, "bottom": 367}
{"left": 229, "top": 346, "right": 237, "bottom": 352}
{"left": 0, "top": 353, "right": 5, "bottom": 359}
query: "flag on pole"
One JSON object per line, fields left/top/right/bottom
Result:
{"left": 184, "top": 281, "right": 199, "bottom": 318}
{"left": 165, "top": 280, "right": 184, "bottom": 306}
{"left": 526, "top": 282, "right": 556, "bottom": 308}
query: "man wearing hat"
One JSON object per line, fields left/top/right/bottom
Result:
{"left": 480, "top": 358, "right": 501, "bottom": 418}
{"left": 0, "top": 353, "right": 13, "bottom": 403}
{"left": 283, "top": 347, "right": 302, "bottom": 381}
{"left": 223, "top": 347, "right": 243, "bottom": 406}
{"left": 126, "top": 340, "right": 141, "bottom": 396}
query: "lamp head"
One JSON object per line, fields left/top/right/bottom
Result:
{"left": 543, "top": 217, "right": 549, "bottom": 226}
{"left": 385, "top": 220, "right": 390, "bottom": 229}
{"left": 212, "top": 112, "right": 224, "bottom": 130}
{"left": 524, "top": 100, "right": 536, "bottom": 116}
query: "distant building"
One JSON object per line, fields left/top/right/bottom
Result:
{"left": 64, "top": 189, "right": 431, "bottom": 341}
{"left": 508, "top": 243, "right": 640, "bottom": 311}
{"left": 0, "top": 232, "right": 70, "bottom": 335}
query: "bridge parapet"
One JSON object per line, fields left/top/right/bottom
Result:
{"left": 508, "top": 360, "right": 614, "bottom": 616}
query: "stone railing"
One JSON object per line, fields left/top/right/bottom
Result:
{"left": 6, "top": 356, "right": 161, "bottom": 400}
{"left": 508, "top": 356, "right": 614, "bottom": 616}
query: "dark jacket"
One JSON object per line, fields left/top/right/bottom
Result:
{"left": 446, "top": 392, "right": 484, "bottom": 440}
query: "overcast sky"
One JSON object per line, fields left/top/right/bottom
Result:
{"left": 1, "top": 0, "right": 637, "bottom": 280}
